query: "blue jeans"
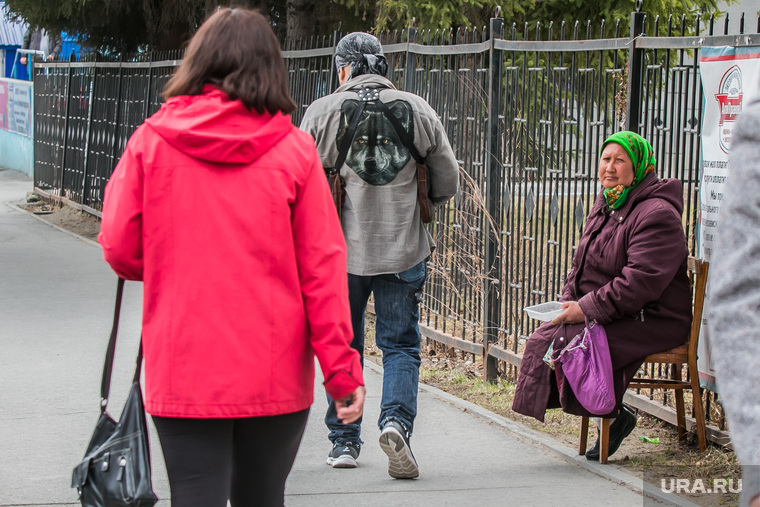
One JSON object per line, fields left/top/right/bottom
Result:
{"left": 325, "top": 260, "right": 426, "bottom": 446}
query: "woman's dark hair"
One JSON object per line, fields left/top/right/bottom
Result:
{"left": 163, "top": 8, "right": 296, "bottom": 115}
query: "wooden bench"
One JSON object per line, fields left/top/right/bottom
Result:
{"left": 578, "top": 256, "right": 709, "bottom": 464}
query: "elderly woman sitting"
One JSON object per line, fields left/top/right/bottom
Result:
{"left": 512, "top": 131, "right": 692, "bottom": 460}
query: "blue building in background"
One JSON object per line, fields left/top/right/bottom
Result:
{"left": 0, "top": 2, "right": 25, "bottom": 79}
{"left": 1, "top": 0, "right": 81, "bottom": 79}
{"left": 60, "top": 33, "right": 81, "bottom": 61}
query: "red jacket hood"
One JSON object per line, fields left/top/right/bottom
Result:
{"left": 144, "top": 87, "right": 294, "bottom": 164}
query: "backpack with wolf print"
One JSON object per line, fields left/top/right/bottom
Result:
{"left": 326, "top": 88, "right": 432, "bottom": 223}
{"left": 337, "top": 99, "right": 412, "bottom": 185}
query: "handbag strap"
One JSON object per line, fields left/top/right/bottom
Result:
{"left": 100, "top": 278, "right": 143, "bottom": 413}
{"left": 554, "top": 318, "right": 598, "bottom": 359}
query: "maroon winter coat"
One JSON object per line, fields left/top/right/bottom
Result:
{"left": 512, "top": 173, "right": 692, "bottom": 421}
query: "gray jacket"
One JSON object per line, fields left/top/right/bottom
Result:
{"left": 300, "top": 74, "right": 459, "bottom": 276}
{"left": 708, "top": 95, "right": 760, "bottom": 507}
{"left": 22, "top": 28, "right": 63, "bottom": 59}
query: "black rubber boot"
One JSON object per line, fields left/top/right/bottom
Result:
{"left": 585, "top": 405, "right": 637, "bottom": 461}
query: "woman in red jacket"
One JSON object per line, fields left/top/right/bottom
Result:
{"left": 98, "top": 8, "right": 365, "bottom": 506}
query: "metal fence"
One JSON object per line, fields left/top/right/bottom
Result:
{"left": 31, "top": 10, "right": 760, "bottom": 442}
{"left": 33, "top": 52, "right": 181, "bottom": 214}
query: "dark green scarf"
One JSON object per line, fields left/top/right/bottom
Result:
{"left": 601, "top": 131, "right": 656, "bottom": 210}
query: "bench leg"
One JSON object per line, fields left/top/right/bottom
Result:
{"left": 673, "top": 364, "right": 686, "bottom": 442}
{"left": 599, "top": 418, "right": 611, "bottom": 464}
{"left": 689, "top": 362, "right": 708, "bottom": 452}
{"left": 579, "top": 416, "right": 589, "bottom": 455}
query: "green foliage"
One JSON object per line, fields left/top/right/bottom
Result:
{"left": 2, "top": 0, "right": 370, "bottom": 52}
{"left": 370, "top": 0, "right": 502, "bottom": 31}
{"left": 361, "top": 0, "right": 724, "bottom": 37}
{"left": 512, "top": 0, "right": 722, "bottom": 38}
{"left": 312, "top": 1, "right": 375, "bottom": 34}
{"left": 3, "top": 0, "right": 199, "bottom": 52}
{"left": 3, "top": 0, "right": 728, "bottom": 53}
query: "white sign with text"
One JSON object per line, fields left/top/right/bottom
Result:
{"left": 697, "top": 46, "right": 760, "bottom": 391}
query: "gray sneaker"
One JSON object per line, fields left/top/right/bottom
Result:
{"left": 379, "top": 421, "right": 419, "bottom": 479}
{"left": 326, "top": 442, "right": 360, "bottom": 468}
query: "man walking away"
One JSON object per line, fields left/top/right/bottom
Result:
{"left": 300, "top": 32, "right": 459, "bottom": 479}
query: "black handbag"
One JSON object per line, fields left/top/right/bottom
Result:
{"left": 71, "top": 278, "right": 158, "bottom": 506}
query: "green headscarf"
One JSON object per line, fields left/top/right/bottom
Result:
{"left": 601, "top": 131, "right": 656, "bottom": 210}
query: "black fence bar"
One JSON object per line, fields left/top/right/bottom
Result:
{"left": 627, "top": 7, "right": 646, "bottom": 132}
{"left": 30, "top": 12, "right": 760, "bottom": 438}
{"left": 484, "top": 17, "right": 505, "bottom": 381}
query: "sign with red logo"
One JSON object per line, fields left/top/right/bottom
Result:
{"left": 714, "top": 65, "right": 742, "bottom": 153}
{"left": 699, "top": 49, "right": 760, "bottom": 262}
{"left": 698, "top": 46, "right": 760, "bottom": 392}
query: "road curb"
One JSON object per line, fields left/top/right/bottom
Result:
{"left": 6, "top": 202, "right": 101, "bottom": 249}
{"left": 365, "top": 360, "right": 702, "bottom": 507}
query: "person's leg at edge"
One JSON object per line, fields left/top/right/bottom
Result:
{"left": 324, "top": 273, "right": 372, "bottom": 446}
{"left": 230, "top": 409, "right": 310, "bottom": 506}
{"left": 151, "top": 417, "right": 232, "bottom": 507}
{"left": 374, "top": 260, "right": 426, "bottom": 435}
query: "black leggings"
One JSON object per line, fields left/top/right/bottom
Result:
{"left": 152, "top": 409, "right": 309, "bottom": 507}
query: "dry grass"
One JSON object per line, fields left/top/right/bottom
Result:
{"left": 365, "top": 314, "right": 740, "bottom": 507}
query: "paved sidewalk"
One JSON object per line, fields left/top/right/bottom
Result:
{"left": 0, "top": 167, "right": 684, "bottom": 506}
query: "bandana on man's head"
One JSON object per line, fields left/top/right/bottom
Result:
{"left": 601, "top": 131, "right": 656, "bottom": 209}
{"left": 334, "top": 32, "right": 388, "bottom": 79}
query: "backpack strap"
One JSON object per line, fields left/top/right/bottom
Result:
{"left": 373, "top": 98, "right": 424, "bottom": 165}
{"left": 372, "top": 92, "right": 432, "bottom": 223}
{"left": 324, "top": 98, "right": 367, "bottom": 219}
{"left": 329, "top": 100, "right": 366, "bottom": 178}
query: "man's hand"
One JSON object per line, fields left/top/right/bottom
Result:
{"left": 335, "top": 386, "right": 365, "bottom": 424}
{"left": 46, "top": 54, "right": 54, "bottom": 61}
{"left": 19, "top": 56, "right": 27, "bottom": 66}
{"left": 551, "top": 301, "right": 585, "bottom": 325}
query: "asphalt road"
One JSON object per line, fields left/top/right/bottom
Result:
{"left": 0, "top": 167, "right": 687, "bottom": 506}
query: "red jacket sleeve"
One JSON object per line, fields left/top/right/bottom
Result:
{"left": 291, "top": 147, "right": 364, "bottom": 400}
{"left": 98, "top": 137, "right": 145, "bottom": 281}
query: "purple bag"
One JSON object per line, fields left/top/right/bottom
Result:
{"left": 552, "top": 319, "right": 616, "bottom": 415}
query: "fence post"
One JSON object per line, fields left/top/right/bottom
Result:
{"left": 143, "top": 51, "right": 155, "bottom": 121}
{"left": 57, "top": 58, "right": 74, "bottom": 198}
{"left": 483, "top": 17, "right": 504, "bottom": 382}
{"left": 626, "top": 0, "right": 646, "bottom": 133}
{"left": 81, "top": 55, "right": 96, "bottom": 206}
{"left": 108, "top": 56, "right": 124, "bottom": 180}
{"left": 404, "top": 27, "right": 418, "bottom": 92}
